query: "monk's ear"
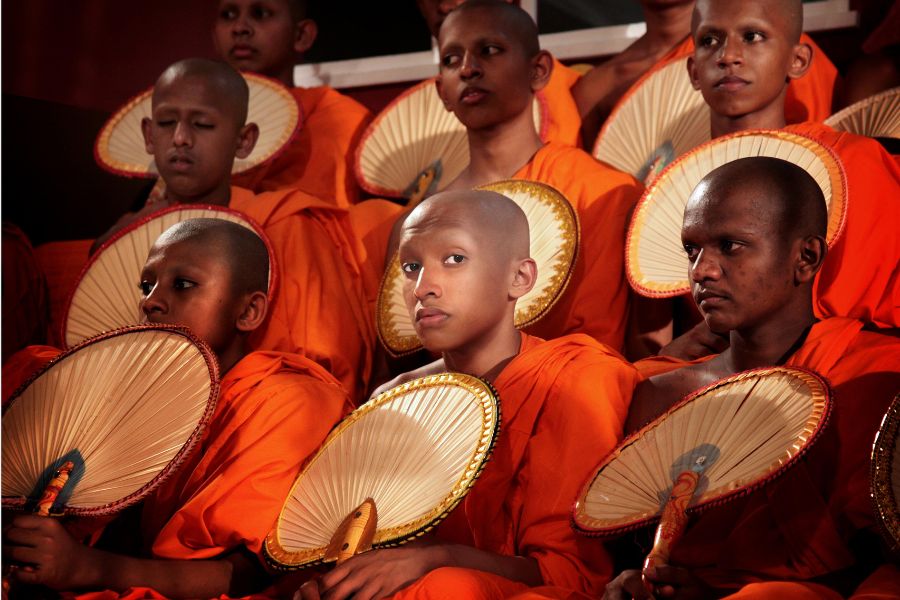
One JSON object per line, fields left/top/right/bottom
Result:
{"left": 141, "top": 117, "right": 155, "bottom": 154}
{"left": 530, "top": 50, "right": 553, "bottom": 93}
{"left": 235, "top": 122, "right": 260, "bottom": 160}
{"left": 236, "top": 291, "right": 268, "bottom": 333}
{"left": 787, "top": 42, "right": 812, "bottom": 81}
{"left": 795, "top": 234, "right": 826, "bottom": 284}
{"left": 294, "top": 18, "right": 318, "bottom": 55}
{"left": 434, "top": 76, "right": 452, "bottom": 112}
{"left": 687, "top": 56, "right": 701, "bottom": 91}
{"left": 509, "top": 258, "right": 537, "bottom": 300}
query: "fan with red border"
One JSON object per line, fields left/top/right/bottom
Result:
{"left": 825, "top": 87, "right": 900, "bottom": 140}
{"left": 872, "top": 393, "right": 900, "bottom": 552}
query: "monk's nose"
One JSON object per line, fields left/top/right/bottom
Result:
{"left": 460, "top": 52, "right": 482, "bottom": 78}
{"left": 173, "top": 122, "right": 193, "bottom": 147}
{"left": 716, "top": 38, "right": 743, "bottom": 67}
{"left": 231, "top": 12, "right": 252, "bottom": 36}
{"left": 141, "top": 286, "right": 167, "bottom": 318}
{"left": 690, "top": 250, "right": 722, "bottom": 283}
{"left": 413, "top": 268, "right": 440, "bottom": 300}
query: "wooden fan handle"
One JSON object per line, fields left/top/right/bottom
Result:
{"left": 325, "top": 498, "right": 378, "bottom": 565}
{"left": 642, "top": 470, "right": 700, "bottom": 593}
{"left": 34, "top": 461, "right": 75, "bottom": 517}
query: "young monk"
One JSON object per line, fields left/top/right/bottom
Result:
{"left": 95, "top": 58, "right": 375, "bottom": 402}
{"left": 606, "top": 158, "right": 900, "bottom": 599}
{"left": 298, "top": 190, "right": 641, "bottom": 599}
{"left": 3, "top": 218, "right": 352, "bottom": 598}
{"left": 214, "top": 0, "right": 371, "bottom": 205}
{"left": 432, "top": 0, "right": 643, "bottom": 352}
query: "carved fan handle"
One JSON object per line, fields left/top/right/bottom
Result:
{"left": 325, "top": 498, "right": 378, "bottom": 565}
{"left": 642, "top": 470, "right": 700, "bottom": 594}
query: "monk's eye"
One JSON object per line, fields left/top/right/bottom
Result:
{"left": 219, "top": 7, "right": 238, "bottom": 20}
{"left": 156, "top": 119, "right": 176, "bottom": 128}
{"left": 482, "top": 44, "right": 502, "bottom": 57}
{"left": 138, "top": 280, "right": 154, "bottom": 296}
{"left": 252, "top": 6, "right": 273, "bottom": 19}
{"left": 683, "top": 245, "right": 699, "bottom": 261}
{"left": 173, "top": 278, "right": 197, "bottom": 291}
{"left": 743, "top": 31, "right": 765, "bottom": 43}
{"left": 698, "top": 34, "right": 718, "bottom": 48}
{"left": 444, "top": 254, "right": 465, "bottom": 265}
{"left": 194, "top": 121, "right": 215, "bottom": 130}
{"left": 401, "top": 262, "right": 421, "bottom": 275}
{"left": 441, "top": 53, "right": 461, "bottom": 68}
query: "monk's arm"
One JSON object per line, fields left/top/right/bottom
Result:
{"left": 435, "top": 543, "right": 543, "bottom": 585}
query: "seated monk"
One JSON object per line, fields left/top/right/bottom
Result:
{"left": 214, "top": 0, "right": 371, "bottom": 205}
{"left": 604, "top": 157, "right": 900, "bottom": 599}
{"left": 3, "top": 218, "right": 353, "bottom": 599}
{"left": 94, "top": 58, "right": 374, "bottom": 402}
{"left": 296, "top": 190, "right": 640, "bottom": 599}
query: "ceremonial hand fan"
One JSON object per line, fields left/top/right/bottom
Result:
{"left": 354, "top": 78, "right": 549, "bottom": 203}
{"left": 872, "top": 393, "right": 900, "bottom": 551}
{"left": 61, "top": 205, "right": 276, "bottom": 349}
{"left": 593, "top": 56, "right": 709, "bottom": 184}
{"left": 376, "top": 179, "right": 578, "bottom": 356}
{"left": 626, "top": 129, "right": 848, "bottom": 298}
{"left": 2, "top": 324, "right": 218, "bottom": 516}
{"left": 572, "top": 367, "right": 830, "bottom": 590}
{"left": 825, "top": 87, "right": 900, "bottom": 139}
{"left": 264, "top": 372, "right": 500, "bottom": 570}
{"left": 94, "top": 72, "right": 301, "bottom": 177}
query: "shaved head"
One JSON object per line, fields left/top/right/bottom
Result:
{"left": 154, "top": 58, "right": 249, "bottom": 125}
{"left": 442, "top": 0, "right": 540, "bottom": 57}
{"left": 156, "top": 218, "right": 269, "bottom": 295}
{"left": 692, "top": 0, "right": 803, "bottom": 43}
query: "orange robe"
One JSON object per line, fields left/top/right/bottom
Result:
{"left": 232, "top": 86, "right": 372, "bottom": 207}
{"left": 2, "top": 344, "right": 60, "bottom": 404}
{"left": 513, "top": 142, "right": 643, "bottom": 351}
{"left": 390, "top": 333, "right": 641, "bottom": 599}
{"left": 540, "top": 58, "right": 583, "bottom": 148}
{"left": 786, "top": 122, "right": 900, "bottom": 329}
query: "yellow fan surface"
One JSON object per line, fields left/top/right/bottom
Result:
{"left": 593, "top": 57, "right": 709, "bottom": 184}
{"left": 872, "top": 393, "right": 900, "bottom": 550}
{"left": 95, "top": 73, "right": 299, "bottom": 177}
{"left": 2, "top": 326, "right": 217, "bottom": 516}
{"left": 825, "top": 87, "right": 900, "bottom": 138}
{"left": 626, "top": 129, "right": 848, "bottom": 298}
{"left": 265, "top": 373, "right": 500, "bottom": 569}
{"left": 376, "top": 180, "right": 579, "bottom": 356}
{"left": 355, "top": 78, "right": 546, "bottom": 199}
{"left": 573, "top": 367, "right": 830, "bottom": 535}
{"left": 63, "top": 206, "right": 271, "bottom": 348}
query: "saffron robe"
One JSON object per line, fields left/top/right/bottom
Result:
{"left": 513, "top": 142, "right": 643, "bottom": 352}
{"left": 232, "top": 86, "right": 372, "bottom": 207}
{"left": 390, "top": 333, "right": 641, "bottom": 599}
{"left": 541, "top": 58, "right": 583, "bottom": 148}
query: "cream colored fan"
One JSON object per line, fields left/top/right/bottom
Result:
{"left": 2, "top": 325, "right": 218, "bottom": 515}
{"left": 264, "top": 372, "right": 500, "bottom": 569}
{"left": 626, "top": 129, "right": 848, "bottom": 298}
{"left": 62, "top": 205, "right": 275, "bottom": 348}
{"left": 825, "top": 87, "right": 900, "bottom": 139}
{"left": 872, "top": 393, "right": 900, "bottom": 550}
{"left": 95, "top": 72, "right": 300, "bottom": 177}
{"left": 593, "top": 56, "right": 709, "bottom": 184}
{"left": 376, "top": 179, "right": 579, "bottom": 356}
{"left": 354, "top": 78, "right": 549, "bottom": 202}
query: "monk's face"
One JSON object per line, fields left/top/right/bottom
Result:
{"left": 140, "top": 236, "right": 245, "bottom": 354}
{"left": 436, "top": 5, "right": 535, "bottom": 131}
{"left": 681, "top": 179, "right": 797, "bottom": 333}
{"left": 417, "top": 0, "right": 517, "bottom": 39}
{"left": 214, "top": 0, "right": 297, "bottom": 77}
{"left": 143, "top": 75, "right": 245, "bottom": 201}
{"left": 688, "top": 0, "right": 799, "bottom": 120}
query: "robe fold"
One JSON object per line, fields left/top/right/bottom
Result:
{"left": 389, "top": 333, "right": 641, "bottom": 599}
{"left": 540, "top": 58, "right": 583, "bottom": 148}
{"left": 2, "top": 344, "right": 61, "bottom": 403}
{"left": 232, "top": 86, "right": 372, "bottom": 207}
{"left": 33, "top": 239, "right": 92, "bottom": 347}
{"left": 513, "top": 142, "right": 643, "bottom": 352}
{"left": 347, "top": 199, "right": 405, "bottom": 317}
{"left": 2, "top": 223, "right": 49, "bottom": 361}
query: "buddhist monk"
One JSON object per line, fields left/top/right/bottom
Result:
{"left": 297, "top": 190, "right": 640, "bottom": 600}
{"left": 3, "top": 218, "right": 352, "bottom": 599}
{"left": 214, "top": 0, "right": 371, "bottom": 205}
{"left": 605, "top": 158, "right": 900, "bottom": 599}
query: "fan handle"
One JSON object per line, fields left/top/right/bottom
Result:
{"left": 642, "top": 470, "right": 700, "bottom": 594}
{"left": 324, "top": 498, "right": 378, "bottom": 565}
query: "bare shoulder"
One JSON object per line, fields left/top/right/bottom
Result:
{"left": 369, "top": 358, "right": 447, "bottom": 400}
{"left": 626, "top": 362, "right": 719, "bottom": 433}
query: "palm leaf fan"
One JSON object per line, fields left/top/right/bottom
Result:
{"left": 354, "top": 78, "right": 549, "bottom": 201}
{"left": 61, "top": 205, "right": 276, "bottom": 349}
{"left": 824, "top": 87, "right": 900, "bottom": 139}
{"left": 2, "top": 324, "right": 218, "bottom": 516}
{"left": 592, "top": 56, "right": 709, "bottom": 185}
{"left": 264, "top": 372, "right": 500, "bottom": 570}
{"left": 871, "top": 393, "right": 900, "bottom": 551}
{"left": 376, "top": 179, "right": 578, "bottom": 356}
{"left": 626, "top": 129, "right": 848, "bottom": 298}
{"left": 94, "top": 72, "right": 301, "bottom": 178}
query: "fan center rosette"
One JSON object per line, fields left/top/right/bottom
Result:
{"left": 572, "top": 366, "right": 831, "bottom": 537}
{"left": 625, "top": 129, "right": 848, "bottom": 298}
{"left": 376, "top": 179, "right": 579, "bottom": 356}
{"left": 264, "top": 372, "right": 500, "bottom": 570}
{"left": 871, "top": 393, "right": 900, "bottom": 551}
{"left": 61, "top": 205, "right": 276, "bottom": 349}
{"left": 2, "top": 324, "right": 219, "bottom": 517}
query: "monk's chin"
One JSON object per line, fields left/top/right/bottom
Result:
{"left": 703, "top": 314, "right": 732, "bottom": 335}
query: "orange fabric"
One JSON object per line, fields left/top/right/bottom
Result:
{"left": 232, "top": 86, "right": 372, "bottom": 207}
{"left": 348, "top": 199, "right": 405, "bottom": 314}
{"left": 390, "top": 333, "right": 641, "bottom": 598}
{"left": 513, "top": 142, "right": 643, "bottom": 351}
{"left": 390, "top": 567, "right": 592, "bottom": 600}
{"left": 720, "top": 581, "right": 843, "bottom": 599}
{"left": 2, "top": 344, "right": 61, "bottom": 404}
{"left": 540, "top": 58, "right": 583, "bottom": 148}
{"left": 229, "top": 186, "right": 375, "bottom": 402}
{"left": 850, "top": 564, "right": 900, "bottom": 599}
{"left": 33, "top": 239, "right": 92, "bottom": 347}
{"left": 786, "top": 122, "right": 900, "bottom": 328}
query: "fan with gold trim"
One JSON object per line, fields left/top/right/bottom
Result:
{"left": 376, "top": 179, "right": 579, "bottom": 356}
{"left": 872, "top": 393, "right": 900, "bottom": 551}
{"left": 61, "top": 206, "right": 276, "bottom": 349}
{"left": 626, "top": 129, "right": 848, "bottom": 298}
{"left": 264, "top": 372, "right": 500, "bottom": 570}
{"left": 825, "top": 87, "right": 900, "bottom": 139}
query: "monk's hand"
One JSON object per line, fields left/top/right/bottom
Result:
{"left": 657, "top": 322, "right": 729, "bottom": 361}
{"left": 603, "top": 569, "right": 654, "bottom": 599}
{"left": 297, "top": 545, "right": 447, "bottom": 600}
{"left": 3, "top": 514, "right": 99, "bottom": 590}
{"left": 642, "top": 565, "right": 710, "bottom": 599}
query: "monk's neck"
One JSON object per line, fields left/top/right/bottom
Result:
{"left": 640, "top": 4, "right": 692, "bottom": 54}
{"left": 217, "top": 341, "right": 247, "bottom": 376}
{"left": 723, "top": 308, "right": 817, "bottom": 373}
{"left": 464, "top": 110, "right": 544, "bottom": 185}
{"left": 165, "top": 183, "right": 232, "bottom": 207}
{"left": 710, "top": 92, "right": 788, "bottom": 139}
{"left": 442, "top": 325, "right": 522, "bottom": 384}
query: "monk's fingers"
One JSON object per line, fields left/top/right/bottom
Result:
{"left": 349, "top": 578, "right": 392, "bottom": 600}
{"left": 6, "top": 514, "right": 48, "bottom": 531}
{"left": 603, "top": 569, "right": 652, "bottom": 600}
{"left": 645, "top": 565, "right": 692, "bottom": 586}
{"left": 294, "top": 580, "right": 321, "bottom": 600}
{"left": 3, "top": 546, "right": 49, "bottom": 572}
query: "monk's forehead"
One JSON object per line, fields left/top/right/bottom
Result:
{"left": 154, "top": 73, "right": 241, "bottom": 118}
{"left": 693, "top": 0, "right": 797, "bottom": 33}
{"left": 441, "top": 3, "right": 535, "bottom": 51}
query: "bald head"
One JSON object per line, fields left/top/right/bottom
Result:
{"left": 442, "top": 0, "right": 540, "bottom": 57}
{"left": 154, "top": 58, "right": 249, "bottom": 125}
{"left": 692, "top": 0, "right": 803, "bottom": 44}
